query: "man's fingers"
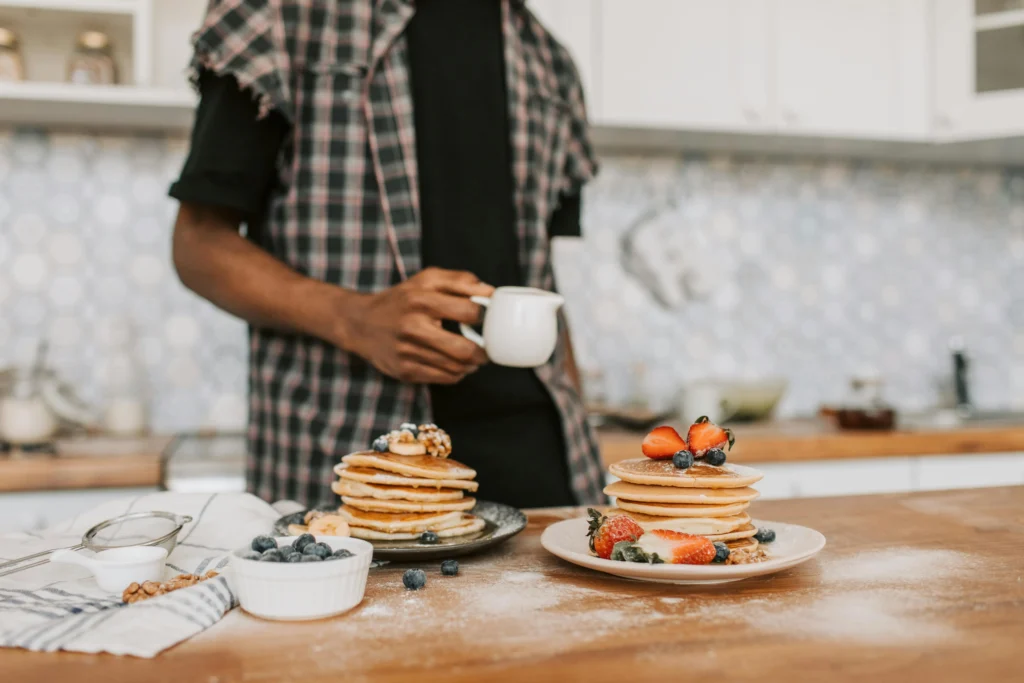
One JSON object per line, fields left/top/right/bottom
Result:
{"left": 410, "top": 290, "right": 484, "bottom": 325}
{"left": 416, "top": 268, "right": 495, "bottom": 298}
{"left": 403, "top": 319, "right": 489, "bottom": 366}
{"left": 398, "top": 342, "right": 479, "bottom": 377}
{"left": 397, "top": 361, "right": 465, "bottom": 386}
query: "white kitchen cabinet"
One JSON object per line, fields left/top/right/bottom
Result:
{"left": 934, "top": 0, "right": 1024, "bottom": 140}
{"left": 773, "top": 0, "right": 929, "bottom": 139}
{"left": 526, "top": 0, "right": 600, "bottom": 118}
{"left": 597, "top": 0, "right": 772, "bottom": 132}
{"left": 0, "top": 487, "right": 158, "bottom": 535}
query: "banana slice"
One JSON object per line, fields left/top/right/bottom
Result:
{"left": 308, "top": 514, "right": 351, "bottom": 537}
{"left": 389, "top": 441, "right": 427, "bottom": 456}
{"left": 287, "top": 523, "right": 309, "bottom": 536}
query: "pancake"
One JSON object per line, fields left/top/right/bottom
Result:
{"left": 704, "top": 523, "right": 758, "bottom": 542}
{"left": 341, "top": 452, "right": 476, "bottom": 480}
{"left": 604, "top": 481, "right": 760, "bottom": 504}
{"left": 332, "top": 478, "right": 466, "bottom": 502}
{"left": 615, "top": 499, "right": 749, "bottom": 518}
{"left": 335, "top": 464, "right": 479, "bottom": 492}
{"left": 614, "top": 510, "right": 752, "bottom": 535}
{"left": 725, "top": 536, "right": 758, "bottom": 552}
{"left": 341, "top": 495, "right": 476, "bottom": 513}
{"left": 336, "top": 505, "right": 464, "bottom": 533}
{"left": 608, "top": 459, "right": 763, "bottom": 489}
{"left": 349, "top": 514, "right": 486, "bottom": 541}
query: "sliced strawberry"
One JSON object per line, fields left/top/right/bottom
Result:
{"left": 686, "top": 416, "right": 734, "bottom": 457}
{"left": 641, "top": 425, "right": 688, "bottom": 459}
{"left": 587, "top": 509, "right": 644, "bottom": 559}
{"left": 636, "top": 529, "right": 717, "bottom": 565}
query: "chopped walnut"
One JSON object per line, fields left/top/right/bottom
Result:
{"left": 417, "top": 423, "right": 452, "bottom": 458}
{"left": 725, "top": 548, "right": 770, "bottom": 565}
{"left": 122, "top": 571, "right": 220, "bottom": 604}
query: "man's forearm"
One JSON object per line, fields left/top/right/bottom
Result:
{"left": 171, "top": 202, "right": 361, "bottom": 348}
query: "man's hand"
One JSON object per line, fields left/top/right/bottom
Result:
{"left": 340, "top": 268, "right": 494, "bottom": 385}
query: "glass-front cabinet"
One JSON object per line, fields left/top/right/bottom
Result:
{"left": 934, "top": 0, "right": 1024, "bottom": 140}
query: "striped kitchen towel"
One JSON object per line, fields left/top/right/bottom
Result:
{"left": 0, "top": 492, "right": 302, "bottom": 658}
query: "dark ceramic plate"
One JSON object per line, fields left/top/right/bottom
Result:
{"left": 274, "top": 500, "right": 527, "bottom": 561}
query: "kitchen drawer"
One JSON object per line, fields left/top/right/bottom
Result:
{"left": 0, "top": 487, "right": 157, "bottom": 534}
{"left": 913, "top": 452, "right": 1024, "bottom": 491}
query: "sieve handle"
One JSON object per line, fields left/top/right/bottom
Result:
{"left": 0, "top": 542, "right": 84, "bottom": 577}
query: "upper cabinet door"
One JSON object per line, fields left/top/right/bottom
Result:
{"left": 774, "top": 0, "right": 929, "bottom": 139}
{"left": 596, "top": 0, "right": 772, "bottom": 131}
{"left": 527, "top": 0, "right": 600, "bottom": 118}
{"left": 934, "top": 0, "right": 1024, "bottom": 141}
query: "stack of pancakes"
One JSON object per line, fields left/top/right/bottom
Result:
{"left": 605, "top": 458, "right": 765, "bottom": 553}
{"left": 332, "top": 451, "right": 484, "bottom": 541}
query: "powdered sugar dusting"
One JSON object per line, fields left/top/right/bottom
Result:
{"left": 819, "top": 548, "right": 976, "bottom": 584}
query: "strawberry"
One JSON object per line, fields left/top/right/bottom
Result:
{"left": 586, "top": 509, "right": 644, "bottom": 559}
{"left": 636, "top": 529, "right": 717, "bottom": 565}
{"left": 686, "top": 416, "right": 735, "bottom": 457}
{"left": 641, "top": 425, "right": 688, "bottom": 459}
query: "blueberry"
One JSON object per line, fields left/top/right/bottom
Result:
{"left": 258, "top": 549, "right": 283, "bottom": 562}
{"left": 753, "top": 527, "right": 776, "bottom": 543}
{"left": 672, "top": 450, "right": 694, "bottom": 470}
{"left": 704, "top": 448, "right": 727, "bottom": 467}
{"left": 285, "top": 553, "right": 303, "bottom": 563}
{"left": 371, "top": 435, "right": 389, "bottom": 452}
{"left": 303, "top": 542, "right": 332, "bottom": 559}
{"left": 419, "top": 531, "right": 439, "bottom": 545}
{"left": 251, "top": 535, "right": 277, "bottom": 553}
{"left": 292, "top": 533, "right": 316, "bottom": 552}
{"left": 238, "top": 550, "right": 261, "bottom": 561}
{"left": 712, "top": 542, "right": 730, "bottom": 564}
{"left": 403, "top": 568, "right": 427, "bottom": 590}
{"left": 327, "top": 549, "right": 354, "bottom": 561}
{"left": 440, "top": 560, "right": 459, "bottom": 576}
{"left": 399, "top": 422, "right": 417, "bottom": 432}
{"left": 299, "top": 554, "right": 322, "bottom": 562}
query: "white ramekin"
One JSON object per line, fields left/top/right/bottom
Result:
{"left": 228, "top": 535, "right": 373, "bottom": 621}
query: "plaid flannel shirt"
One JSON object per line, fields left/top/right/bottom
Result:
{"left": 189, "top": 0, "right": 605, "bottom": 506}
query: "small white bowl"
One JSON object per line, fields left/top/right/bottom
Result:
{"left": 228, "top": 536, "right": 373, "bottom": 621}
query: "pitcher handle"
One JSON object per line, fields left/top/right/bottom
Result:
{"left": 458, "top": 296, "right": 490, "bottom": 348}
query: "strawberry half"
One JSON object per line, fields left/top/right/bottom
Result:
{"left": 686, "top": 416, "right": 735, "bottom": 457}
{"left": 635, "top": 529, "right": 716, "bottom": 565}
{"left": 641, "top": 425, "right": 688, "bottom": 459}
{"left": 586, "top": 509, "right": 644, "bottom": 559}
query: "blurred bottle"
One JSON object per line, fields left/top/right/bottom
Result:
{"left": 67, "top": 31, "right": 117, "bottom": 85}
{"left": 0, "top": 27, "right": 24, "bottom": 82}
{"left": 100, "top": 319, "right": 149, "bottom": 436}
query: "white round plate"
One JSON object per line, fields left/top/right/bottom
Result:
{"left": 540, "top": 518, "right": 825, "bottom": 585}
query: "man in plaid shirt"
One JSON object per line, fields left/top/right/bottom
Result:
{"left": 169, "top": 0, "right": 605, "bottom": 508}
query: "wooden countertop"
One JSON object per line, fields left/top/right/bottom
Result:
{"left": 3, "top": 486, "right": 1022, "bottom": 683}
{"left": 3, "top": 419, "right": 1024, "bottom": 493}
{"left": 598, "top": 418, "right": 1024, "bottom": 466}
{"left": 0, "top": 436, "right": 171, "bottom": 493}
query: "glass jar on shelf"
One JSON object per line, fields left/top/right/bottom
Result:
{"left": 67, "top": 31, "right": 118, "bottom": 85}
{"left": 0, "top": 27, "right": 24, "bottom": 82}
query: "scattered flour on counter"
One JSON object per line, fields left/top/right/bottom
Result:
{"left": 500, "top": 570, "right": 544, "bottom": 584}
{"left": 819, "top": 548, "right": 976, "bottom": 585}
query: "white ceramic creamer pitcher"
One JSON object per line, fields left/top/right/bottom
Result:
{"left": 459, "top": 286, "right": 564, "bottom": 368}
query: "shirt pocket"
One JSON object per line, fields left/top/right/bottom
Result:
{"left": 524, "top": 87, "right": 572, "bottom": 215}
{"left": 288, "top": 61, "right": 368, "bottom": 202}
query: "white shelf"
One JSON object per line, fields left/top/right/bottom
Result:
{"left": 0, "top": 81, "right": 195, "bottom": 132}
{"left": 0, "top": 0, "right": 142, "bottom": 15}
{"left": 974, "top": 9, "right": 1024, "bottom": 32}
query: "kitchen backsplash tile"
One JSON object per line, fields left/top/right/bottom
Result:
{"left": 0, "top": 127, "right": 1021, "bottom": 430}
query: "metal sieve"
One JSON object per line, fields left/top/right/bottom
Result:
{"left": 0, "top": 511, "right": 192, "bottom": 578}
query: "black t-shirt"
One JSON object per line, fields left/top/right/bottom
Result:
{"left": 170, "top": 0, "right": 578, "bottom": 507}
